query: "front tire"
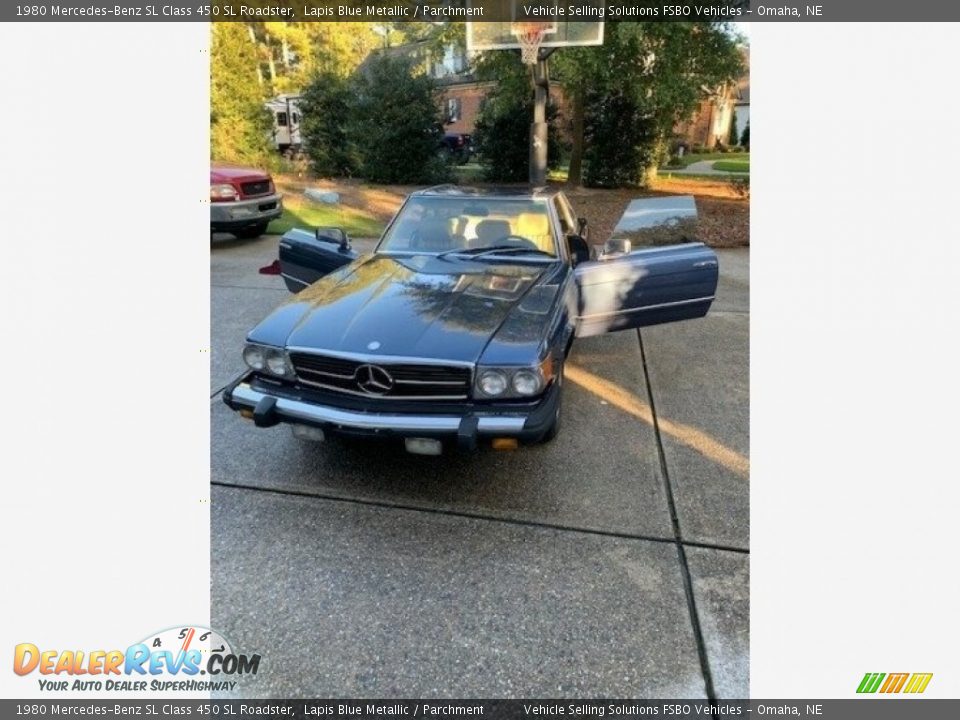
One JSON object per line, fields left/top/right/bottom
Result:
{"left": 233, "top": 221, "right": 269, "bottom": 240}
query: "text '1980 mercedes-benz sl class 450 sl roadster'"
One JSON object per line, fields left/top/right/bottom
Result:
{"left": 223, "top": 186, "right": 718, "bottom": 455}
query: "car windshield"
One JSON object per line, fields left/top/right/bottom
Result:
{"left": 378, "top": 197, "right": 557, "bottom": 258}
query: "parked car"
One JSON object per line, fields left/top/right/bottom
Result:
{"left": 210, "top": 165, "right": 283, "bottom": 239}
{"left": 440, "top": 133, "right": 473, "bottom": 165}
{"left": 223, "top": 186, "right": 717, "bottom": 454}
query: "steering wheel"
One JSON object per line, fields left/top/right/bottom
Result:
{"left": 488, "top": 235, "right": 538, "bottom": 250}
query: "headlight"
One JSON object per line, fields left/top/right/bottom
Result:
{"left": 244, "top": 343, "right": 295, "bottom": 379}
{"left": 242, "top": 344, "right": 266, "bottom": 371}
{"left": 512, "top": 369, "right": 543, "bottom": 396}
{"left": 478, "top": 370, "right": 508, "bottom": 397}
{"left": 475, "top": 359, "right": 553, "bottom": 399}
{"left": 265, "top": 348, "right": 294, "bottom": 377}
{"left": 211, "top": 183, "right": 238, "bottom": 201}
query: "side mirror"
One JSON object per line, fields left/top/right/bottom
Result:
{"left": 600, "top": 238, "right": 632, "bottom": 260}
{"left": 577, "top": 217, "right": 589, "bottom": 240}
{"left": 567, "top": 234, "right": 590, "bottom": 266}
{"left": 316, "top": 226, "right": 351, "bottom": 253}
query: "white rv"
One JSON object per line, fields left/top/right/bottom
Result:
{"left": 266, "top": 95, "right": 302, "bottom": 155}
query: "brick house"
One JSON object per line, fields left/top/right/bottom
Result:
{"left": 362, "top": 41, "right": 748, "bottom": 149}
{"left": 360, "top": 41, "right": 567, "bottom": 134}
{"left": 673, "top": 49, "right": 750, "bottom": 149}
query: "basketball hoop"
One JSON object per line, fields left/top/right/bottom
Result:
{"left": 511, "top": 21, "right": 555, "bottom": 64}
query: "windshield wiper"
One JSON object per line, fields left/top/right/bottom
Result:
{"left": 437, "top": 245, "right": 555, "bottom": 259}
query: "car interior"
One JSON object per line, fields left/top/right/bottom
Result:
{"left": 391, "top": 200, "right": 557, "bottom": 256}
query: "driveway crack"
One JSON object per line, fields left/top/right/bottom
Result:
{"left": 637, "top": 328, "right": 719, "bottom": 705}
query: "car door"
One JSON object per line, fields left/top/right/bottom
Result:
{"left": 573, "top": 196, "right": 719, "bottom": 338}
{"left": 278, "top": 228, "right": 358, "bottom": 292}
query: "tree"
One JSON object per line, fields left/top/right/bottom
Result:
{"left": 210, "top": 22, "right": 273, "bottom": 164}
{"left": 348, "top": 55, "right": 451, "bottom": 184}
{"left": 552, "top": 23, "right": 745, "bottom": 187}
{"left": 246, "top": 22, "right": 382, "bottom": 95}
{"left": 740, "top": 120, "right": 750, "bottom": 149}
{"left": 298, "top": 71, "right": 359, "bottom": 177}
{"left": 472, "top": 52, "right": 562, "bottom": 182}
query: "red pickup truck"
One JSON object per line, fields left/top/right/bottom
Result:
{"left": 210, "top": 165, "right": 283, "bottom": 239}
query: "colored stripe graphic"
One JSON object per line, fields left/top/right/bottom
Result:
{"left": 880, "top": 673, "right": 909, "bottom": 693}
{"left": 857, "top": 673, "right": 885, "bottom": 693}
{"left": 903, "top": 673, "right": 933, "bottom": 694}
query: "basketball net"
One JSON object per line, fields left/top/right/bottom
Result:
{"left": 511, "top": 22, "right": 555, "bottom": 64}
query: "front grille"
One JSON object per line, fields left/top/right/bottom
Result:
{"left": 240, "top": 180, "right": 271, "bottom": 197}
{"left": 290, "top": 352, "right": 472, "bottom": 400}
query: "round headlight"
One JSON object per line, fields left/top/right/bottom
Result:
{"left": 512, "top": 369, "right": 543, "bottom": 396}
{"left": 243, "top": 345, "right": 266, "bottom": 371}
{"left": 479, "top": 370, "right": 508, "bottom": 397}
{"left": 265, "top": 349, "right": 291, "bottom": 377}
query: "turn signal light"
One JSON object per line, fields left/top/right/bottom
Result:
{"left": 491, "top": 438, "right": 518, "bottom": 451}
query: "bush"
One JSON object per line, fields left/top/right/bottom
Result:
{"left": 474, "top": 97, "right": 562, "bottom": 183}
{"left": 347, "top": 55, "right": 452, "bottom": 184}
{"left": 473, "top": 55, "right": 562, "bottom": 183}
{"left": 299, "top": 72, "right": 360, "bottom": 178}
{"left": 740, "top": 121, "right": 750, "bottom": 149}
{"left": 728, "top": 113, "right": 739, "bottom": 148}
{"left": 583, "top": 90, "right": 657, "bottom": 188}
{"left": 732, "top": 145, "right": 745, "bottom": 153}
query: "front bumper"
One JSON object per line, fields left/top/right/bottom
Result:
{"left": 223, "top": 372, "right": 559, "bottom": 448}
{"left": 210, "top": 194, "right": 283, "bottom": 230}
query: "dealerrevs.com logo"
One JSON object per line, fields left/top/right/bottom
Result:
{"left": 13, "top": 626, "right": 260, "bottom": 692}
{"left": 856, "top": 672, "right": 933, "bottom": 694}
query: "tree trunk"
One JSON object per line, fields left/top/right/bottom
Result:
{"left": 643, "top": 137, "right": 666, "bottom": 187}
{"left": 567, "top": 83, "right": 585, "bottom": 187}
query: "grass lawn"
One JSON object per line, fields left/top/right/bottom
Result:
{"left": 268, "top": 192, "right": 386, "bottom": 238}
{"left": 664, "top": 152, "right": 729, "bottom": 168}
{"left": 454, "top": 162, "right": 485, "bottom": 183}
{"left": 712, "top": 159, "right": 750, "bottom": 173}
{"left": 657, "top": 171, "right": 743, "bottom": 181}
{"left": 663, "top": 152, "right": 750, "bottom": 169}
{"left": 453, "top": 162, "right": 570, "bottom": 183}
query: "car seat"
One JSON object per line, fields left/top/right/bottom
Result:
{"left": 412, "top": 216, "right": 456, "bottom": 252}
{"left": 474, "top": 219, "right": 512, "bottom": 248}
{"left": 515, "top": 213, "right": 553, "bottom": 253}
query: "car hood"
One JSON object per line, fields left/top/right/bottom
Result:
{"left": 263, "top": 255, "right": 549, "bottom": 363}
{"left": 210, "top": 165, "right": 270, "bottom": 183}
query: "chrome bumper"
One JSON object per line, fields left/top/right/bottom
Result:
{"left": 228, "top": 382, "right": 527, "bottom": 434}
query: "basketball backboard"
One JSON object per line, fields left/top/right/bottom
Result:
{"left": 466, "top": 0, "right": 605, "bottom": 53}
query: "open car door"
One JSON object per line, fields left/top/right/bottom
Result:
{"left": 278, "top": 227, "right": 358, "bottom": 292}
{"left": 574, "top": 196, "right": 719, "bottom": 338}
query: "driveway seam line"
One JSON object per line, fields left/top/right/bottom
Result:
{"left": 209, "top": 480, "right": 749, "bottom": 554}
{"left": 637, "top": 329, "right": 719, "bottom": 705}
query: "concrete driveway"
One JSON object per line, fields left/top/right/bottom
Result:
{"left": 210, "top": 234, "right": 749, "bottom": 698}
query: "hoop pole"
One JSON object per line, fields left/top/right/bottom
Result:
{"left": 529, "top": 57, "right": 549, "bottom": 186}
